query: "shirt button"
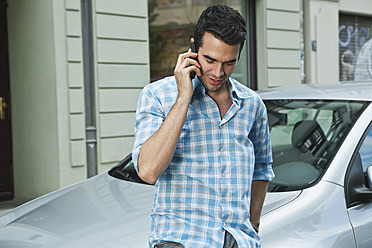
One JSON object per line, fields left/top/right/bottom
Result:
{"left": 222, "top": 173, "right": 226, "bottom": 177}
{"left": 223, "top": 199, "right": 226, "bottom": 203}
{"left": 224, "top": 222, "right": 227, "bottom": 226}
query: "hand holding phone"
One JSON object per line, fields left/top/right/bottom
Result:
{"left": 173, "top": 39, "right": 200, "bottom": 100}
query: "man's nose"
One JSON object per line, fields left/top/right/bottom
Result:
{"left": 213, "top": 63, "right": 224, "bottom": 78}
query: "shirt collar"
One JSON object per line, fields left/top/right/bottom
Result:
{"left": 228, "top": 78, "right": 251, "bottom": 100}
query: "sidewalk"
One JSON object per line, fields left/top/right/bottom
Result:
{"left": 0, "top": 200, "right": 24, "bottom": 216}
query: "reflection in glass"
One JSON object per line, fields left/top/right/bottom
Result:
{"left": 148, "top": 0, "right": 245, "bottom": 82}
{"left": 359, "top": 127, "right": 372, "bottom": 172}
{"left": 265, "top": 100, "right": 369, "bottom": 192}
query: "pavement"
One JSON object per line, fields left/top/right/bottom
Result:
{"left": 0, "top": 200, "right": 24, "bottom": 217}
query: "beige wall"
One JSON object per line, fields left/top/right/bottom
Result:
{"left": 93, "top": 0, "right": 150, "bottom": 173}
{"left": 256, "top": 0, "right": 302, "bottom": 89}
{"left": 63, "top": 0, "right": 88, "bottom": 184}
{"left": 7, "top": 0, "right": 84, "bottom": 201}
{"left": 6, "top": 0, "right": 150, "bottom": 201}
{"left": 303, "top": 0, "right": 339, "bottom": 84}
{"left": 338, "top": 0, "right": 372, "bottom": 15}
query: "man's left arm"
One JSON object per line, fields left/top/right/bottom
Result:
{"left": 249, "top": 95, "right": 275, "bottom": 232}
{"left": 250, "top": 180, "right": 269, "bottom": 232}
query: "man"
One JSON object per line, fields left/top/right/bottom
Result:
{"left": 132, "top": 5, "right": 274, "bottom": 248}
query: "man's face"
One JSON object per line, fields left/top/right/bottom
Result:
{"left": 197, "top": 32, "right": 240, "bottom": 94}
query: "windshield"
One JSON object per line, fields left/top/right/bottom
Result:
{"left": 265, "top": 99, "right": 369, "bottom": 192}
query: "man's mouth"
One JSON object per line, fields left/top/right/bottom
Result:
{"left": 208, "top": 77, "right": 223, "bottom": 85}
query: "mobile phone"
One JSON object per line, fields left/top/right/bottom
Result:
{"left": 190, "top": 42, "right": 197, "bottom": 79}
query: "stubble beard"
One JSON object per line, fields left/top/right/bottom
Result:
{"left": 198, "top": 69, "right": 229, "bottom": 93}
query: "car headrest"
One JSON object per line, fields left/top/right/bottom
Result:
{"left": 292, "top": 120, "right": 326, "bottom": 154}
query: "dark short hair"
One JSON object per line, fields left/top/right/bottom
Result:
{"left": 194, "top": 5, "right": 247, "bottom": 56}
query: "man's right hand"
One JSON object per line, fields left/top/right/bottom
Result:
{"left": 174, "top": 42, "right": 201, "bottom": 102}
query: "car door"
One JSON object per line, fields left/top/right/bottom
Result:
{"left": 345, "top": 123, "right": 372, "bottom": 247}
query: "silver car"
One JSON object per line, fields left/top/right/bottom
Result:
{"left": 1, "top": 82, "right": 372, "bottom": 247}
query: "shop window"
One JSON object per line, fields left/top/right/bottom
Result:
{"left": 148, "top": 0, "right": 252, "bottom": 86}
{"left": 339, "top": 14, "right": 372, "bottom": 81}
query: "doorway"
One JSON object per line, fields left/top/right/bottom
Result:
{"left": 0, "top": 0, "right": 14, "bottom": 201}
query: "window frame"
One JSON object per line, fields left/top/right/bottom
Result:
{"left": 344, "top": 122, "right": 372, "bottom": 208}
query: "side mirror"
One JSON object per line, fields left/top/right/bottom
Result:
{"left": 108, "top": 153, "right": 151, "bottom": 185}
{"left": 367, "top": 166, "right": 372, "bottom": 191}
{"left": 345, "top": 154, "right": 372, "bottom": 208}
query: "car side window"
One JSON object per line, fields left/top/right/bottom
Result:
{"left": 359, "top": 125, "right": 372, "bottom": 172}
{"left": 266, "top": 100, "right": 369, "bottom": 192}
{"left": 344, "top": 123, "right": 372, "bottom": 208}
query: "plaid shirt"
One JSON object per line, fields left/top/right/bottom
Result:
{"left": 132, "top": 76, "right": 274, "bottom": 248}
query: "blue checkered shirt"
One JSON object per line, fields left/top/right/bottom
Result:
{"left": 132, "top": 76, "right": 274, "bottom": 248}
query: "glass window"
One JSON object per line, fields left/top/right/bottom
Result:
{"left": 265, "top": 100, "right": 369, "bottom": 192}
{"left": 359, "top": 125, "right": 372, "bottom": 172}
{"left": 148, "top": 0, "right": 248, "bottom": 84}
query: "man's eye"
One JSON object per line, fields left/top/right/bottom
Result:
{"left": 206, "top": 60, "right": 214, "bottom": 64}
{"left": 226, "top": 62, "right": 235, "bottom": 66}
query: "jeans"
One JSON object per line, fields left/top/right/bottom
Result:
{"left": 154, "top": 241, "right": 185, "bottom": 248}
{"left": 223, "top": 231, "right": 239, "bottom": 248}
{"left": 154, "top": 231, "right": 238, "bottom": 248}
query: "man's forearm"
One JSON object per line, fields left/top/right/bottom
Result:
{"left": 250, "top": 180, "right": 269, "bottom": 231}
{"left": 137, "top": 47, "right": 199, "bottom": 185}
{"left": 137, "top": 97, "right": 189, "bottom": 184}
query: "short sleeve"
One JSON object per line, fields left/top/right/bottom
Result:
{"left": 249, "top": 97, "right": 275, "bottom": 181}
{"left": 132, "top": 86, "right": 165, "bottom": 172}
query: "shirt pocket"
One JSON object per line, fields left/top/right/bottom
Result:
{"left": 171, "top": 119, "right": 206, "bottom": 175}
{"left": 233, "top": 116, "right": 251, "bottom": 147}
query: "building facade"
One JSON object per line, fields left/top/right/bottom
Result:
{"left": 304, "top": 0, "right": 372, "bottom": 84}
{"left": 0, "top": 0, "right": 371, "bottom": 201}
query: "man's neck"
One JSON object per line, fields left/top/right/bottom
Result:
{"left": 207, "top": 82, "right": 233, "bottom": 119}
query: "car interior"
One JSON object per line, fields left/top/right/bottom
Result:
{"left": 266, "top": 100, "right": 369, "bottom": 192}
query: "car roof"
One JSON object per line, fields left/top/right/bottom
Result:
{"left": 257, "top": 81, "right": 372, "bottom": 101}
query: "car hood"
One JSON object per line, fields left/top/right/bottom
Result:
{"left": 262, "top": 190, "right": 301, "bottom": 215}
{"left": 0, "top": 172, "right": 301, "bottom": 248}
{"left": 0, "top": 173, "right": 155, "bottom": 248}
